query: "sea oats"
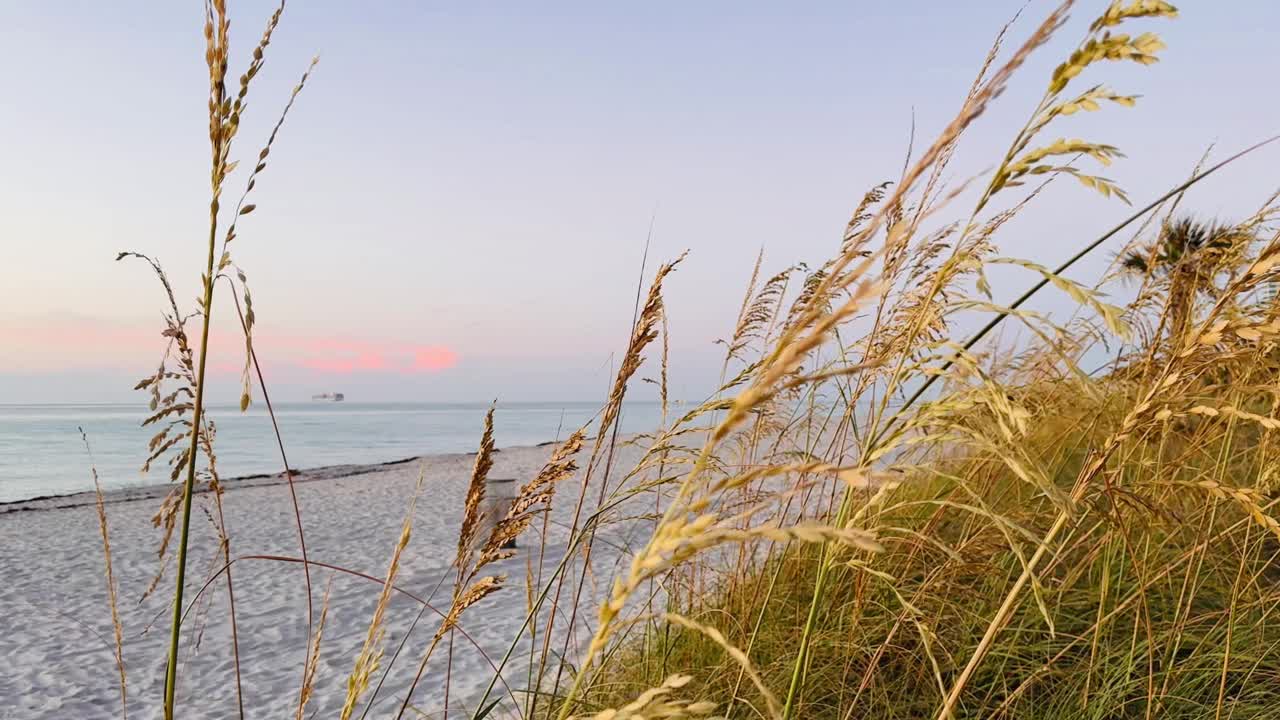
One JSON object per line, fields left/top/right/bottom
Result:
{"left": 91, "top": 2, "right": 1280, "bottom": 720}
{"left": 476, "top": 429, "right": 585, "bottom": 570}
{"left": 341, "top": 470, "right": 423, "bottom": 720}
{"left": 296, "top": 577, "right": 333, "bottom": 720}
{"left": 401, "top": 419, "right": 585, "bottom": 716}
{"left": 723, "top": 264, "right": 802, "bottom": 363}
{"left": 571, "top": 674, "right": 719, "bottom": 720}
{"left": 85, "top": 432, "right": 128, "bottom": 720}
{"left": 455, "top": 405, "right": 497, "bottom": 578}
{"left": 115, "top": 2, "right": 321, "bottom": 714}
{"left": 661, "top": 613, "right": 781, "bottom": 719}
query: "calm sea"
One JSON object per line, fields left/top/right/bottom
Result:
{"left": 0, "top": 401, "right": 666, "bottom": 503}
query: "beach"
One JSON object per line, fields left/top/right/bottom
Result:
{"left": 7, "top": 0, "right": 1277, "bottom": 716}
{"left": 0, "top": 439, "right": 652, "bottom": 719}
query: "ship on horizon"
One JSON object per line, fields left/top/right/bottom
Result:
{"left": 312, "top": 392, "right": 345, "bottom": 402}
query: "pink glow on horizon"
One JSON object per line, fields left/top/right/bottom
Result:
{"left": 413, "top": 347, "right": 457, "bottom": 372}
{"left": 0, "top": 313, "right": 459, "bottom": 376}
{"left": 293, "top": 337, "right": 459, "bottom": 375}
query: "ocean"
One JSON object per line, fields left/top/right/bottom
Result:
{"left": 0, "top": 401, "right": 667, "bottom": 503}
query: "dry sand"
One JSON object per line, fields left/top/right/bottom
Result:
{"left": 0, "top": 439, "right": 655, "bottom": 719}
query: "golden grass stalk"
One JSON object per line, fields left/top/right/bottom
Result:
{"left": 931, "top": 225, "right": 1280, "bottom": 719}
{"left": 456, "top": 404, "right": 497, "bottom": 580}
{"left": 548, "top": 245, "right": 883, "bottom": 718}
{"left": 83, "top": 430, "right": 127, "bottom": 720}
{"left": 402, "top": 405, "right": 495, "bottom": 718}
{"left": 157, "top": 0, "right": 317, "bottom": 716}
{"left": 476, "top": 429, "right": 586, "bottom": 571}
{"left": 661, "top": 612, "right": 780, "bottom": 719}
{"left": 342, "top": 468, "right": 425, "bottom": 720}
{"left": 541, "top": 253, "right": 687, "bottom": 712}
{"left": 570, "top": 673, "right": 718, "bottom": 720}
{"left": 402, "top": 415, "right": 586, "bottom": 718}
{"left": 162, "top": 8, "right": 225, "bottom": 688}
{"left": 296, "top": 576, "right": 333, "bottom": 720}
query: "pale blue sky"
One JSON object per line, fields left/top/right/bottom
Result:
{"left": 1, "top": 1, "right": 1277, "bottom": 403}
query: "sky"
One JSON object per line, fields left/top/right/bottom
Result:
{"left": 1, "top": 1, "right": 1277, "bottom": 404}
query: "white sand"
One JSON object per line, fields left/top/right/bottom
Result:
{"left": 0, "top": 439, "right": 656, "bottom": 719}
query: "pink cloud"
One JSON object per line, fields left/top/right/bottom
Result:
{"left": 292, "top": 337, "right": 458, "bottom": 375}
{"left": 0, "top": 313, "right": 459, "bottom": 377}
{"left": 0, "top": 313, "right": 189, "bottom": 376}
{"left": 413, "top": 347, "right": 457, "bottom": 372}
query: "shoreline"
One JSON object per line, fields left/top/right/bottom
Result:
{"left": 0, "top": 437, "right": 570, "bottom": 516}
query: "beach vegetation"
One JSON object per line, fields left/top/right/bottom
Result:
{"left": 91, "top": 1, "right": 1280, "bottom": 718}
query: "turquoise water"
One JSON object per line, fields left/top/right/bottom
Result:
{"left": 0, "top": 401, "right": 664, "bottom": 503}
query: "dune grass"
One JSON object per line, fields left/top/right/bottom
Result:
{"left": 90, "top": 0, "right": 1280, "bottom": 718}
